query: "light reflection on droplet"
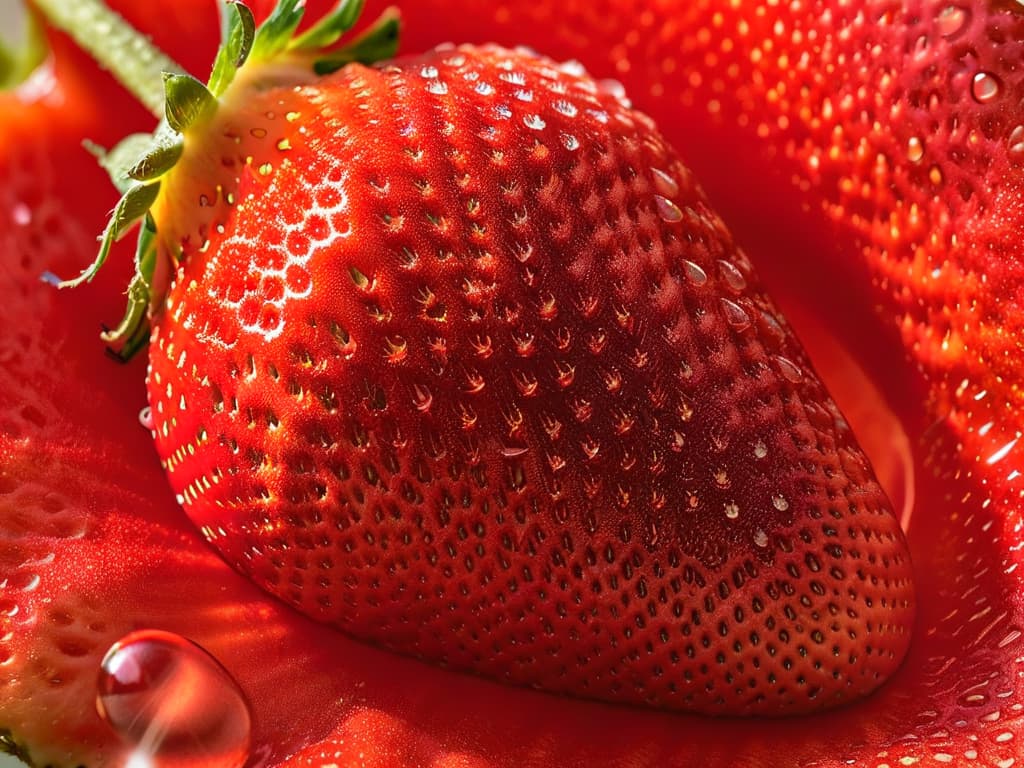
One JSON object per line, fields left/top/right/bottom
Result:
{"left": 971, "top": 71, "right": 1001, "bottom": 103}
{"left": 139, "top": 406, "right": 155, "bottom": 431}
{"left": 683, "top": 260, "right": 708, "bottom": 286}
{"left": 718, "top": 259, "right": 747, "bottom": 292}
{"left": 721, "top": 298, "right": 751, "bottom": 331}
{"left": 651, "top": 168, "right": 679, "bottom": 197}
{"left": 936, "top": 5, "right": 970, "bottom": 37}
{"left": 1009, "top": 125, "right": 1024, "bottom": 161}
{"left": 97, "top": 629, "right": 252, "bottom": 768}
{"left": 775, "top": 355, "right": 804, "bottom": 383}
{"left": 654, "top": 195, "right": 683, "bottom": 222}
{"left": 907, "top": 136, "right": 924, "bottom": 163}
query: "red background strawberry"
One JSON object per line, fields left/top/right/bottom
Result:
{"left": 2, "top": 0, "right": 1023, "bottom": 767}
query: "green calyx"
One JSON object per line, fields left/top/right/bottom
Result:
{"left": 36, "top": 0, "right": 401, "bottom": 359}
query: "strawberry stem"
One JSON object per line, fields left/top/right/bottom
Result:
{"left": 31, "top": 0, "right": 183, "bottom": 118}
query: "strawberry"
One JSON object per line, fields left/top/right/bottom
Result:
{"left": 33, "top": 0, "right": 917, "bottom": 718}
{"left": 6, "top": 0, "right": 1024, "bottom": 767}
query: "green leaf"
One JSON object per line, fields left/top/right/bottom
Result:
{"left": 101, "top": 272, "right": 152, "bottom": 359}
{"left": 250, "top": 0, "right": 306, "bottom": 62}
{"left": 55, "top": 182, "right": 161, "bottom": 289}
{"left": 313, "top": 7, "right": 400, "bottom": 75}
{"left": 208, "top": 1, "right": 256, "bottom": 97}
{"left": 100, "top": 216, "right": 159, "bottom": 359}
{"left": 291, "top": 0, "right": 365, "bottom": 51}
{"left": 163, "top": 73, "right": 217, "bottom": 133}
{"left": 128, "top": 136, "right": 185, "bottom": 181}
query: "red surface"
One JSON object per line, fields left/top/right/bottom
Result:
{"left": 1, "top": 1, "right": 1022, "bottom": 767}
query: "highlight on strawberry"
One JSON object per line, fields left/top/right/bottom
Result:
{"left": 0, "top": 0, "right": 940, "bottom": 765}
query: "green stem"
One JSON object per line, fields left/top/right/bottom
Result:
{"left": 31, "top": 0, "right": 184, "bottom": 118}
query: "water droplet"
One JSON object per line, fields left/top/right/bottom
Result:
{"left": 523, "top": 114, "right": 546, "bottom": 131}
{"left": 1009, "top": 125, "right": 1024, "bottom": 161}
{"left": 936, "top": 5, "right": 970, "bottom": 36}
{"left": 560, "top": 133, "right": 580, "bottom": 151}
{"left": 721, "top": 298, "right": 751, "bottom": 331}
{"left": 753, "top": 440, "right": 768, "bottom": 459}
{"left": 138, "top": 406, "right": 154, "bottom": 431}
{"left": 420, "top": 65, "right": 439, "bottom": 79}
{"left": 971, "top": 71, "right": 1001, "bottom": 103}
{"left": 682, "top": 260, "right": 707, "bottom": 285}
{"left": 718, "top": 259, "right": 747, "bottom": 292}
{"left": 426, "top": 80, "right": 448, "bottom": 95}
{"left": 474, "top": 81, "right": 494, "bottom": 96}
{"left": 651, "top": 168, "right": 679, "bottom": 197}
{"left": 772, "top": 494, "right": 790, "bottom": 511}
{"left": 907, "top": 136, "right": 924, "bottom": 163}
{"left": 97, "top": 629, "right": 252, "bottom": 768}
{"left": 774, "top": 355, "right": 804, "bottom": 383}
{"left": 654, "top": 195, "right": 683, "bottom": 222}
{"left": 724, "top": 502, "right": 740, "bottom": 519}
{"left": 753, "top": 529, "right": 769, "bottom": 547}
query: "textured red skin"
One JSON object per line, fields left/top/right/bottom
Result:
{"left": 1, "top": 1, "right": 1023, "bottom": 768}
{"left": 146, "top": 43, "right": 913, "bottom": 716}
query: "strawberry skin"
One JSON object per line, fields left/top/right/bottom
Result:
{"left": 147, "top": 42, "right": 913, "bottom": 714}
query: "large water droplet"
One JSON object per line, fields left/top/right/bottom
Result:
{"left": 971, "top": 71, "right": 1001, "bottom": 103}
{"left": 936, "top": 5, "right": 970, "bottom": 37}
{"left": 97, "top": 629, "right": 252, "bottom": 768}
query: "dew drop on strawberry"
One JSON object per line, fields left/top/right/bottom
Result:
{"left": 936, "top": 5, "right": 970, "bottom": 37}
{"left": 96, "top": 629, "right": 251, "bottom": 768}
{"left": 971, "top": 70, "right": 1001, "bottom": 103}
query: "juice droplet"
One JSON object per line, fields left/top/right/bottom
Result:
{"left": 138, "top": 406, "right": 155, "bottom": 431}
{"left": 971, "top": 71, "right": 1001, "bottom": 103}
{"left": 97, "top": 629, "right": 252, "bottom": 768}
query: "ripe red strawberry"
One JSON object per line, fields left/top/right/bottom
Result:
{"left": 32, "top": 0, "right": 915, "bottom": 717}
